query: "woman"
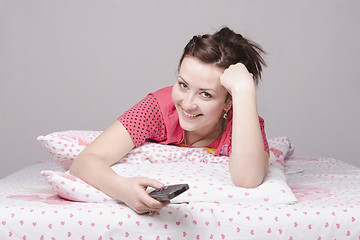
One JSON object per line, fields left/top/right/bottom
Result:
{"left": 70, "top": 27, "right": 269, "bottom": 214}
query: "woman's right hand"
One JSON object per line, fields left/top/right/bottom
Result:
{"left": 118, "top": 176, "right": 170, "bottom": 214}
{"left": 70, "top": 121, "right": 169, "bottom": 214}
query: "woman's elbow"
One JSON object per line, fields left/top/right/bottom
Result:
{"left": 69, "top": 154, "right": 87, "bottom": 177}
{"left": 69, "top": 162, "right": 80, "bottom": 177}
{"left": 231, "top": 175, "right": 265, "bottom": 188}
{"left": 229, "top": 159, "right": 268, "bottom": 188}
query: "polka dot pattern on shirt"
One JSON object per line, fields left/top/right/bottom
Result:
{"left": 118, "top": 95, "right": 167, "bottom": 146}
{"left": 118, "top": 87, "right": 269, "bottom": 155}
{"left": 259, "top": 117, "right": 270, "bottom": 154}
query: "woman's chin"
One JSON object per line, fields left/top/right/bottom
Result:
{"left": 179, "top": 121, "right": 198, "bottom": 132}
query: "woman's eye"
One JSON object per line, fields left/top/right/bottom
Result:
{"left": 179, "top": 82, "right": 187, "bottom": 89}
{"left": 201, "top": 92, "right": 212, "bottom": 98}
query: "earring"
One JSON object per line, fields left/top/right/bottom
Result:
{"left": 223, "top": 109, "right": 229, "bottom": 119}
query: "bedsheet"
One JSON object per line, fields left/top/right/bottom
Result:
{"left": 1, "top": 157, "right": 360, "bottom": 240}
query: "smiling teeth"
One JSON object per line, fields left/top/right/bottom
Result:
{"left": 183, "top": 110, "right": 198, "bottom": 117}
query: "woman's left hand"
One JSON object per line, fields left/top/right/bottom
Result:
{"left": 220, "top": 63, "right": 269, "bottom": 188}
{"left": 220, "top": 63, "right": 255, "bottom": 95}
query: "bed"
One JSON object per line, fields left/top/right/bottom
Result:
{"left": 1, "top": 131, "right": 359, "bottom": 240}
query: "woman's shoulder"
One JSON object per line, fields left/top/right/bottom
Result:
{"left": 149, "top": 85, "right": 178, "bottom": 121}
{"left": 150, "top": 86, "right": 174, "bottom": 109}
{"left": 151, "top": 86, "right": 173, "bottom": 98}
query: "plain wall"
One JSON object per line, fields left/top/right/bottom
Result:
{"left": 1, "top": 0, "right": 359, "bottom": 179}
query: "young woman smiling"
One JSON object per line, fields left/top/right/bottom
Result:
{"left": 70, "top": 27, "right": 269, "bottom": 214}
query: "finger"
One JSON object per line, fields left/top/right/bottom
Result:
{"left": 130, "top": 197, "right": 160, "bottom": 214}
{"left": 138, "top": 177, "right": 164, "bottom": 189}
{"left": 135, "top": 187, "right": 171, "bottom": 213}
{"left": 134, "top": 207, "right": 148, "bottom": 215}
{"left": 150, "top": 200, "right": 170, "bottom": 210}
{"left": 141, "top": 190, "right": 170, "bottom": 210}
{"left": 135, "top": 186, "right": 170, "bottom": 210}
{"left": 135, "top": 177, "right": 170, "bottom": 210}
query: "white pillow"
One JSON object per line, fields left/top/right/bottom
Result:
{"left": 42, "top": 141, "right": 297, "bottom": 205}
{"left": 37, "top": 130, "right": 102, "bottom": 170}
{"left": 42, "top": 162, "right": 296, "bottom": 204}
{"left": 38, "top": 130, "right": 293, "bottom": 170}
{"left": 268, "top": 136, "right": 294, "bottom": 171}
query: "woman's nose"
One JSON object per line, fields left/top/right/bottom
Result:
{"left": 182, "top": 94, "right": 197, "bottom": 110}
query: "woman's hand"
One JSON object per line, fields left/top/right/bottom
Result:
{"left": 219, "top": 63, "right": 269, "bottom": 188}
{"left": 118, "top": 176, "right": 170, "bottom": 214}
{"left": 220, "top": 63, "right": 255, "bottom": 95}
{"left": 70, "top": 121, "right": 169, "bottom": 215}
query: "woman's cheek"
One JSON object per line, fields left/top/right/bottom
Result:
{"left": 171, "top": 88, "right": 181, "bottom": 104}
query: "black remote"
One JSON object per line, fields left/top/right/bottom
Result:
{"left": 148, "top": 184, "right": 189, "bottom": 201}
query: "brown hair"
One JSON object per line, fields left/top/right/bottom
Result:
{"left": 179, "top": 27, "right": 266, "bottom": 85}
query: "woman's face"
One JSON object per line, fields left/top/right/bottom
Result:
{"left": 172, "top": 56, "right": 231, "bottom": 135}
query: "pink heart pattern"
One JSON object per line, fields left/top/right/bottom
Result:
{"left": 41, "top": 139, "right": 298, "bottom": 205}
{"left": 1, "top": 140, "right": 360, "bottom": 239}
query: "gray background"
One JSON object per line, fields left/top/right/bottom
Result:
{"left": 1, "top": 0, "right": 359, "bottom": 179}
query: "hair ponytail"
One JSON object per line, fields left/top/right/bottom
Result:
{"left": 179, "top": 27, "right": 266, "bottom": 85}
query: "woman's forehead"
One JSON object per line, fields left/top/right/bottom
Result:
{"left": 178, "top": 57, "right": 225, "bottom": 90}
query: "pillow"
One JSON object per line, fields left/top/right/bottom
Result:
{"left": 42, "top": 140, "right": 297, "bottom": 205}
{"left": 41, "top": 170, "right": 117, "bottom": 203}
{"left": 42, "top": 163, "right": 296, "bottom": 205}
{"left": 38, "top": 130, "right": 293, "bottom": 170}
{"left": 268, "top": 136, "right": 294, "bottom": 171}
{"left": 37, "top": 130, "right": 102, "bottom": 170}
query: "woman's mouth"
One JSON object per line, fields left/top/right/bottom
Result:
{"left": 182, "top": 108, "right": 201, "bottom": 118}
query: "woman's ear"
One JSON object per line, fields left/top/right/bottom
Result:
{"left": 225, "top": 96, "right": 232, "bottom": 111}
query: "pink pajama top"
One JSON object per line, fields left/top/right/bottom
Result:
{"left": 118, "top": 86, "right": 269, "bottom": 156}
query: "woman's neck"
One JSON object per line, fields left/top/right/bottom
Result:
{"left": 184, "top": 127, "right": 222, "bottom": 147}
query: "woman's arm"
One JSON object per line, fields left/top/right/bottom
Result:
{"left": 69, "top": 121, "right": 169, "bottom": 214}
{"left": 220, "top": 63, "right": 269, "bottom": 188}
